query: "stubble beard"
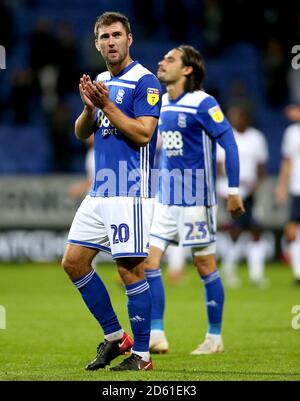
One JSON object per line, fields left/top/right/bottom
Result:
{"left": 106, "top": 50, "right": 127, "bottom": 67}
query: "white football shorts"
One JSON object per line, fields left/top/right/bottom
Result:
{"left": 150, "top": 201, "right": 217, "bottom": 256}
{"left": 68, "top": 195, "right": 154, "bottom": 259}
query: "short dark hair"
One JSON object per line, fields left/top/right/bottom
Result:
{"left": 176, "top": 45, "right": 206, "bottom": 92}
{"left": 94, "top": 11, "right": 131, "bottom": 38}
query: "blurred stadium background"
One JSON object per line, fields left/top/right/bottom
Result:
{"left": 0, "top": 0, "right": 300, "bottom": 381}
{"left": 0, "top": 0, "right": 300, "bottom": 261}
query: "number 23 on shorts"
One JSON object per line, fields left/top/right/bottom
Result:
{"left": 184, "top": 221, "right": 208, "bottom": 243}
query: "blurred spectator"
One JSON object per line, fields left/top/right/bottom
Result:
{"left": 56, "top": 22, "right": 80, "bottom": 96}
{"left": 217, "top": 104, "right": 271, "bottom": 288}
{"left": 221, "top": 1, "right": 263, "bottom": 46}
{"left": 227, "top": 80, "right": 253, "bottom": 112}
{"left": 285, "top": 104, "right": 300, "bottom": 122}
{"left": 133, "top": 0, "right": 157, "bottom": 39}
{"left": 201, "top": 0, "right": 223, "bottom": 56}
{"left": 83, "top": 36, "right": 106, "bottom": 79}
{"left": 263, "top": 38, "right": 289, "bottom": 107}
{"left": 288, "top": 66, "right": 300, "bottom": 105}
{"left": 48, "top": 101, "right": 72, "bottom": 172}
{"left": 275, "top": 105, "right": 300, "bottom": 285}
{"left": 163, "top": 0, "right": 188, "bottom": 41}
{"left": 10, "top": 69, "right": 34, "bottom": 124}
{"left": 0, "top": 1, "right": 299, "bottom": 176}
{"left": 165, "top": 245, "right": 188, "bottom": 283}
{"left": 29, "top": 18, "right": 60, "bottom": 112}
{"left": 69, "top": 135, "right": 94, "bottom": 199}
{"left": 29, "top": 18, "right": 59, "bottom": 71}
{"left": 0, "top": 0, "right": 13, "bottom": 50}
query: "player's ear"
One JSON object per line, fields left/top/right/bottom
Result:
{"left": 95, "top": 38, "right": 101, "bottom": 52}
{"left": 183, "top": 66, "right": 193, "bottom": 77}
{"left": 128, "top": 33, "right": 133, "bottom": 48}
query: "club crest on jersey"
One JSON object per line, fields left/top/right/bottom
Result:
{"left": 115, "top": 88, "right": 125, "bottom": 104}
{"left": 177, "top": 113, "right": 187, "bottom": 128}
{"left": 208, "top": 105, "right": 224, "bottom": 123}
{"left": 147, "top": 88, "right": 159, "bottom": 106}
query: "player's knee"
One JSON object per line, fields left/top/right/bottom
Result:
{"left": 143, "top": 246, "right": 163, "bottom": 270}
{"left": 197, "top": 264, "right": 216, "bottom": 276}
{"left": 193, "top": 255, "right": 216, "bottom": 276}
{"left": 285, "top": 223, "right": 298, "bottom": 242}
{"left": 143, "top": 255, "right": 160, "bottom": 270}
{"left": 61, "top": 254, "right": 78, "bottom": 275}
{"left": 117, "top": 259, "right": 145, "bottom": 284}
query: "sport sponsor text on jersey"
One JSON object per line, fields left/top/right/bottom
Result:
{"left": 96, "top": 109, "right": 118, "bottom": 136}
{"left": 161, "top": 130, "right": 184, "bottom": 157}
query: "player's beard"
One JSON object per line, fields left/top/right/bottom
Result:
{"left": 157, "top": 70, "right": 174, "bottom": 85}
{"left": 158, "top": 74, "right": 174, "bottom": 85}
{"left": 157, "top": 72, "right": 166, "bottom": 84}
{"left": 158, "top": 76, "right": 167, "bottom": 84}
{"left": 106, "top": 49, "right": 128, "bottom": 67}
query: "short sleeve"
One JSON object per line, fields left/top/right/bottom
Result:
{"left": 256, "top": 132, "right": 268, "bottom": 164}
{"left": 195, "top": 96, "right": 232, "bottom": 138}
{"left": 281, "top": 126, "right": 294, "bottom": 158}
{"left": 133, "top": 74, "right": 162, "bottom": 118}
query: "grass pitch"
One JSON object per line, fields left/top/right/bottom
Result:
{"left": 0, "top": 261, "right": 300, "bottom": 381}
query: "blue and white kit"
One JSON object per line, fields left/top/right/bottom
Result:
{"left": 150, "top": 90, "right": 239, "bottom": 255}
{"left": 68, "top": 61, "right": 162, "bottom": 258}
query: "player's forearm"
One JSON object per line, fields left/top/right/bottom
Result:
{"left": 252, "top": 163, "right": 267, "bottom": 193}
{"left": 217, "top": 129, "right": 240, "bottom": 190}
{"left": 277, "top": 158, "right": 291, "bottom": 188}
{"left": 102, "top": 102, "right": 153, "bottom": 146}
{"left": 75, "top": 106, "right": 96, "bottom": 140}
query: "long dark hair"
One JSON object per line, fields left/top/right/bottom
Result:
{"left": 176, "top": 45, "right": 206, "bottom": 92}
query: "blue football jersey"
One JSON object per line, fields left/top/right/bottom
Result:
{"left": 90, "top": 61, "right": 162, "bottom": 198}
{"left": 158, "top": 90, "right": 232, "bottom": 206}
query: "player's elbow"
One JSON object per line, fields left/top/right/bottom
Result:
{"left": 138, "top": 135, "right": 151, "bottom": 147}
{"left": 135, "top": 130, "right": 152, "bottom": 147}
{"left": 74, "top": 125, "right": 92, "bottom": 140}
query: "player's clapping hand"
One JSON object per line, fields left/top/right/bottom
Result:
{"left": 79, "top": 75, "right": 96, "bottom": 110}
{"left": 227, "top": 195, "right": 246, "bottom": 219}
{"left": 83, "top": 80, "right": 111, "bottom": 109}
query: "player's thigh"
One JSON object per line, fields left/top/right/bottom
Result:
{"left": 178, "top": 204, "right": 217, "bottom": 276}
{"left": 180, "top": 205, "right": 217, "bottom": 248}
{"left": 67, "top": 195, "right": 111, "bottom": 253}
{"left": 62, "top": 243, "right": 99, "bottom": 279}
{"left": 150, "top": 202, "right": 180, "bottom": 252}
{"left": 100, "top": 197, "right": 154, "bottom": 258}
{"left": 143, "top": 245, "right": 165, "bottom": 270}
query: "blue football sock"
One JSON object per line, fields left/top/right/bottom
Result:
{"left": 125, "top": 279, "right": 152, "bottom": 352}
{"left": 145, "top": 268, "right": 165, "bottom": 331}
{"left": 73, "top": 269, "right": 121, "bottom": 336}
{"left": 201, "top": 270, "right": 224, "bottom": 335}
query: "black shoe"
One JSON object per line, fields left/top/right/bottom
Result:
{"left": 110, "top": 353, "right": 153, "bottom": 371}
{"left": 85, "top": 332, "right": 133, "bottom": 371}
{"left": 294, "top": 279, "right": 300, "bottom": 286}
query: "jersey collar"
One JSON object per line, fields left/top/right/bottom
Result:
{"left": 112, "top": 60, "right": 139, "bottom": 78}
{"left": 168, "top": 91, "right": 187, "bottom": 104}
